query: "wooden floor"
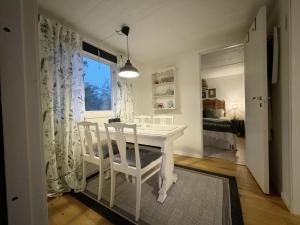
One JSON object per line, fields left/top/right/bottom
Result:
{"left": 48, "top": 155, "right": 300, "bottom": 225}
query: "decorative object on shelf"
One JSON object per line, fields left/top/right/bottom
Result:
{"left": 208, "top": 88, "right": 216, "bottom": 98}
{"left": 154, "top": 103, "right": 164, "bottom": 109}
{"left": 152, "top": 67, "right": 176, "bottom": 111}
{"left": 118, "top": 25, "right": 140, "bottom": 78}
{"left": 167, "top": 101, "right": 174, "bottom": 108}
{"left": 165, "top": 89, "right": 174, "bottom": 95}
{"left": 161, "top": 76, "right": 174, "bottom": 83}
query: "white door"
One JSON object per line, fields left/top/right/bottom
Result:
{"left": 244, "top": 6, "right": 269, "bottom": 194}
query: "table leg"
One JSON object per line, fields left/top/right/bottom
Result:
{"left": 157, "top": 143, "right": 177, "bottom": 203}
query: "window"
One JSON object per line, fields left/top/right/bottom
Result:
{"left": 83, "top": 55, "right": 112, "bottom": 111}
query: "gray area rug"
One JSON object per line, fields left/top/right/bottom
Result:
{"left": 84, "top": 166, "right": 232, "bottom": 225}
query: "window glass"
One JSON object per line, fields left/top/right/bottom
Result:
{"left": 83, "top": 56, "right": 112, "bottom": 111}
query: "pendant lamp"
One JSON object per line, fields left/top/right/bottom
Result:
{"left": 118, "top": 26, "right": 140, "bottom": 78}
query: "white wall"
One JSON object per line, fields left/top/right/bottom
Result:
{"left": 132, "top": 51, "right": 203, "bottom": 157}
{"left": 290, "top": 0, "right": 300, "bottom": 215}
{"left": 270, "top": 0, "right": 300, "bottom": 215}
{"left": 205, "top": 74, "right": 245, "bottom": 119}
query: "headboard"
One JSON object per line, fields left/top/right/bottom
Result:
{"left": 203, "top": 99, "right": 225, "bottom": 111}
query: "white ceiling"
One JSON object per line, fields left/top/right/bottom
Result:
{"left": 38, "top": 0, "right": 274, "bottom": 64}
{"left": 201, "top": 45, "right": 244, "bottom": 79}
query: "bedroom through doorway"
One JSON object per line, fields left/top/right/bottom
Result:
{"left": 200, "top": 45, "right": 246, "bottom": 165}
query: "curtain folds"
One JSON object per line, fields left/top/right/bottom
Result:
{"left": 112, "top": 58, "right": 134, "bottom": 122}
{"left": 39, "top": 15, "right": 134, "bottom": 195}
{"left": 39, "top": 15, "right": 85, "bottom": 195}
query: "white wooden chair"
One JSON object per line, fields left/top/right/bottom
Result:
{"left": 104, "top": 122, "right": 162, "bottom": 221}
{"left": 152, "top": 115, "right": 174, "bottom": 125}
{"left": 134, "top": 115, "right": 152, "bottom": 124}
{"left": 77, "top": 121, "right": 119, "bottom": 201}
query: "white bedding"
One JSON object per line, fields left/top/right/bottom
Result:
{"left": 203, "top": 130, "right": 236, "bottom": 150}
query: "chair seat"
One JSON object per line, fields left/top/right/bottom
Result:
{"left": 114, "top": 148, "right": 162, "bottom": 168}
{"left": 87, "top": 140, "right": 119, "bottom": 159}
{"left": 101, "top": 140, "right": 119, "bottom": 159}
{"left": 88, "top": 140, "right": 134, "bottom": 159}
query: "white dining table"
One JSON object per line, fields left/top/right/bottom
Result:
{"left": 98, "top": 123, "right": 187, "bottom": 203}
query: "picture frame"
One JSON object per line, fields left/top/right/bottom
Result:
{"left": 202, "top": 90, "right": 207, "bottom": 99}
{"left": 208, "top": 88, "right": 216, "bottom": 98}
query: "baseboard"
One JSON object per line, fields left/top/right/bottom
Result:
{"left": 281, "top": 191, "right": 291, "bottom": 209}
{"left": 174, "top": 150, "right": 203, "bottom": 159}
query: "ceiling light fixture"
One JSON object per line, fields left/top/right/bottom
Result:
{"left": 118, "top": 25, "right": 140, "bottom": 78}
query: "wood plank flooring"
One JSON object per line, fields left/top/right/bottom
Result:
{"left": 48, "top": 194, "right": 112, "bottom": 225}
{"left": 48, "top": 155, "right": 300, "bottom": 225}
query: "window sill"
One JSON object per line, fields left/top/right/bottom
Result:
{"left": 84, "top": 110, "right": 113, "bottom": 119}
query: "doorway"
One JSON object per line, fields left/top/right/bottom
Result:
{"left": 200, "top": 45, "right": 246, "bottom": 165}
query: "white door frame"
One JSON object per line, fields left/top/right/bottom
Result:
{"left": 0, "top": 0, "right": 48, "bottom": 224}
{"left": 290, "top": 0, "right": 300, "bottom": 215}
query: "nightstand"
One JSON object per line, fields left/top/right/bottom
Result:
{"left": 231, "top": 119, "right": 245, "bottom": 137}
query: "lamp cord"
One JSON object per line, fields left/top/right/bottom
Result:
{"left": 127, "top": 35, "right": 130, "bottom": 60}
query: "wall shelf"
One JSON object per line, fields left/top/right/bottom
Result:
{"left": 152, "top": 67, "right": 176, "bottom": 111}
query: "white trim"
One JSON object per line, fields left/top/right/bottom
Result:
{"left": 287, "top": 0, "right": 293, "bottom": 212}
{"left": 85, "top": 110, "right": 113, "bottom": 119}
{"left": 174, "top": 150, "right": 203, "bottom": 159}
{"left": 281, "top": 191, "right": 291, "bottom": 209}
{"left": 0, "top": 0, "right": 48, "bottom": 224}
{"left": 197, "top": 42, "right": 244, "bottom": 57}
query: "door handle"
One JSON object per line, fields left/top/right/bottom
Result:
{"left": 252, "top": 96, "right": 263, "bottom": 100}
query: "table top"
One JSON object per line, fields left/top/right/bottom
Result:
{"left": 98, "top": 124, "right": 187, "bottom": 138}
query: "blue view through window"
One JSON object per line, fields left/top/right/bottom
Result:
{"left": 83, "top": 55, "right": 112, "bottom": 111}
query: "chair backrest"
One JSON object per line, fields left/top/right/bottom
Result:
{"left": 134, "top": 115, "right": 152, "bottom": 124}
{"left": 77, "top": 121, "right": 102, "bottom": 159}
{"left": 152, "top": 115, "right": 174, "bottom": 125}
{"left": 104, "top": 123, "right": 141, "bottom": 170}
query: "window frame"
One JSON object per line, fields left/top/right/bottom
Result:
{"left": 81, "top": 50, "right": 115, "bottom": 118}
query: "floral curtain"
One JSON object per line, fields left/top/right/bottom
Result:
{"left": 39, "top": 15, "right": 85, "bottom": 195}
{"left": 112, "top": 56, "right": 134, "bottom": 122}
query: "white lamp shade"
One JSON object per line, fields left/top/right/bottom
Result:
{"left": 118, "top": 70, "right": 139, "bottom": 78}
{"left": 118, "top": 59, "right": 140, "bottom": 78}
{"left": 232, "top": 103, "right": 238, "bottom": 110}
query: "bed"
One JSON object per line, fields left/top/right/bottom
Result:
{"left": 202, "top": 99, "right": 236, "bottom": 150}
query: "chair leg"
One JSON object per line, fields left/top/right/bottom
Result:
{"left": 135, "top": 176, "right": 142, "bottom": 221}
{"left": 132, "top": 176, "right": 136, "bottom": 184}
{"left": 105, "top": 170, "right": 110, "bottom": 179}
{"left": 125, "top": 174, "right": 130, "bottom": 182}
{"left": 110, "top": 170, "right": 116, "bottom": 208}
{"left": 98, "top": 164, "right": 104, "bottom": 201}
{"left": 82, "top": 161, "right": 86, "bottom": 190}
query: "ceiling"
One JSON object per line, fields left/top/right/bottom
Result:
{"left": 38, "top": 0, "right": 274, "bottom": 64}
{"left": 201, "top": 45, "right": 244, "bottom": 79}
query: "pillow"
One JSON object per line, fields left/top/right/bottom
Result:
{"left": 203, "top": 109, "right": 224, "bottom": 118}
{"left": 215, "top": 109, "right": 225, "bottom": 118}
